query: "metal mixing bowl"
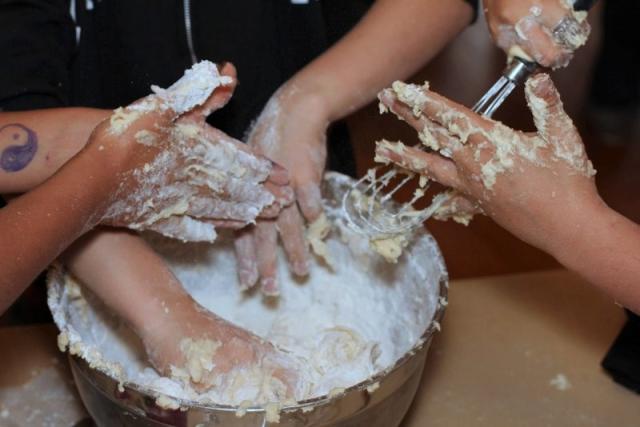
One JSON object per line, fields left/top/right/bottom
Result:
{"left": 56, "top": 173, "right": 449, "bottom": 426}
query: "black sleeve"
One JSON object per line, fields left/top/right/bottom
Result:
{"left": 0, "top": 0, "right": 76, "bottom": 111}
{"left": 601, "top": 311, "right": 640, "bottom": 394}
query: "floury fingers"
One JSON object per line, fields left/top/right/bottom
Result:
{"left": 98, "top": 61, "right": 293, "bottom": 242}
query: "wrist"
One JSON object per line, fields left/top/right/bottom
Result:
{"left": 130, "top": 287, "right": 195, "bottom": 337}
{"left": 544, "top": 193, "right": 613, "bottom": 269}
{"left": 79, "top": 111, "right": 165, "bottom": 212}
{"left": 285, "top": 72, "right": 342, "bottom": 122}
{"left": 53, "top": 157, "right": 117, "bottom": 232}
{"left": 64, "top": 136, "right": 131, "bottom": 225}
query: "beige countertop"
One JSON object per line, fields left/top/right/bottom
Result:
{"left": 402, "top": 269, "right": 639, "bottom": 427}
{"left": 1, "top": 269, "right": 638, "bottom": 426}
{"left": 0, "top": 323, "right": 87, "bottom": 426}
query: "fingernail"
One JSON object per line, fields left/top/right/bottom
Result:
{"left": 261, "top": 278, "right": 280, "bottom": 297}
{"left": 217, "top": 61, "right": 230, "bottom": 71}
{"left": 291, "top": 260, "right": 309, "bottom": 277}
{"left": 298, "top": 185, "right": 323, "bottom": 221}
{"left": 239, "top": 269, "right": 258, "bottom": 291}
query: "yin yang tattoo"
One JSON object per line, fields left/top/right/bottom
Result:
{"left": 0, "top": 124, "right": 38, "bottom": 172}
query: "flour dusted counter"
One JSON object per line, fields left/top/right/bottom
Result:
{"left": 1, "top": 270, "right": 639, "bottom": 426}
{"left": 0, "top": 324, "right": 87, "bottom": 426}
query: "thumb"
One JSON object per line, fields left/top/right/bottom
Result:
{"left": 525, "top": 73, "right": 575, "bottom": 142}
{"left": 182, "top": 63, "right": 238, "bottom": 121}
{"left": 201, "top": 62, "right": 238, "bottom": 114}
{"left": 525, "top": 73, "right": 594, "bottom": 176}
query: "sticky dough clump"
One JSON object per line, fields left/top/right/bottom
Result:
{"left": 391, "top": 80, "right": 429, "bottom": 117}
{"left": 150, "top": 61, "right": 233, "bottom": 114}
{"left": 370, "top": 235, "right": 410, "bottom": 264}
{"left": 108, "top": 60, "right": 232, "bottom": 136}
{"left": 307, "top": 213, "right": 334, "bottom": 267}
{"left": 170, "top": 338, "right": 221, "bottom": 385}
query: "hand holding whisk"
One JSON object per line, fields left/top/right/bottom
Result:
{"left": 342, "top": 0, "right": 595, "bottom": 239}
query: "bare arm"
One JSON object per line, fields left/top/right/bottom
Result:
{"left": 291, "top": 0, "right": 474, "bottom": 121}
{"left": 0, "top": 126, "right": 121, "bottom": 312}
{"left": 62, "top": 229, "right": 190, "bottom": 334}
{"left": 0, "top": 108, "right": 109, "bottom": 194}
{"left": 62, "top": 228, "right": 299, "bottom": 393}
{"left": 376, "top": 73, "right": 640, "bottom": 314}
{"left": 551, "top": 203, "right": 640, "bottom": 314}
{"left": 0, "top": 63, "right": 299, "bottom": 390}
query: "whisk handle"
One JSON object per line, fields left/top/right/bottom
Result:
{"left": 504, "top": 58, "right": 538, "bottom": 85}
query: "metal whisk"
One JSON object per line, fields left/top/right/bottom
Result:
{"left": 472, "top": 57, "right": 538, "bottom": 117}
{"left": 343, "top": 57, "right": 537, "bottom": 238}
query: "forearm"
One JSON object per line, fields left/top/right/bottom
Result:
{"left": 291, "top": 0, "right": 473, "bottom": 120}
{"left": 0, "top": 61, "right": 239, "bottom": 313}
{"left": 62, "top": 229, "right": 193, "bottom": 334}
{"left": 0, "top": 142, "right": 114, "bottom": 313}
{"left": 550, "top": 200, "right": 640, "bottom": 314}
{"left": 0, "top": 108, "right": 110, "bottom": 194}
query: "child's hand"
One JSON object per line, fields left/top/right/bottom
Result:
{"left": 375, "top": 74, "right": 599, "bottom": 256}
{"left": 86, "top": 62, "right": 293, "bottom": 242}
{"left": 63, "top": 229, "right": 300, "bottom": 399}
{"left": 141, "top": 298, "right": 299, "bottom": 399}
{"left": 233, "top": 82, "right": 330, "bottom": 296}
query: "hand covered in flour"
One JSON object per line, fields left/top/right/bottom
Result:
{"left": 234, "top": 83, "right": 329, "bottom": 295}
{"left": 142, "top": 299, "right": 299, "bottom": 399}
{"left": 375, "top": 73, "right": 599, "bottom": 254}
{"left": 484, "top": 0, "right": 591, "bottom": 68}
{"left": 92, "top": 62, "right": 293, "bottom": 242}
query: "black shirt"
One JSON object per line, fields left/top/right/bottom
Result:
{"left": 0, "top": 0, "right": 477, "bottom": 141}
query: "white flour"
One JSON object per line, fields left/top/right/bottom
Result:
{"left": 48, "top": 173, "right": 445, "bottom": 409}
{"left": 151, "top": 60, "right": 233, "bottom": 115}
{"left": 109, "top": 61, "right": 232, "bottom": 136}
